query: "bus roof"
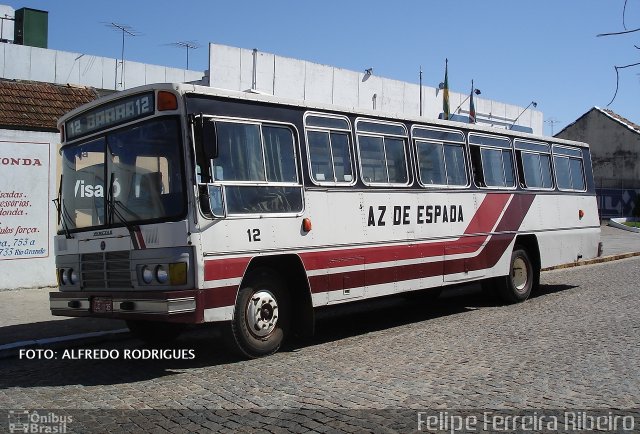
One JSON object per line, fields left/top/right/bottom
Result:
{"left": 59, "top": 82, "right": 591, "bottom": 149}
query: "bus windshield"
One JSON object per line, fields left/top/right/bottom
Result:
{"left": 58, "top": 117, "right": 186, "bottom": 232}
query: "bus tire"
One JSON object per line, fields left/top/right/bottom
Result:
{"left": 497, "top": 247, "right": 536, "bottom": 303}
{"left": 126, "top": 320, "right": 185, "bottom": 344}
{"left": 230, "top": 268, "right": 289, "bottom": 358}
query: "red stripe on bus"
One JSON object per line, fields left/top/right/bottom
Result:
{"left": 201, "top": 193, "right": 535, "bottom": 304}
{"left": 300, "top": 193, "right": 511, "bottom": 271}
{"left": 204, "top": 256, "right": 251, "bottom": 281}
{"left": 462, "top": 193, "right": 511, "bottom": 235}
{"left": 306, "top": 194, "right": 535, "bottom": 294}
{"left": 202, "top": 285, "right": 238, "bottom": 308}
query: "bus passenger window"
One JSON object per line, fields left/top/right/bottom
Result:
{"left": 514, "top": 140, "right": 553, "bottom": 190}
{"left": 304, "top": 114, "right": 355, "bottom": 185}
{"left": 356, "top": 119, "right": 409, "bottom": 186}
{"left": 468, "top": 134, "right": 514, "bottom": 189}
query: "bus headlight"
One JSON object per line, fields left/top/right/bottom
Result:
{"left": 141, "top": 266, "right": 154, "bottom": 284}
{"left": 155, "top": 265, "right": 169, "bottom": 284}
{"left": 59, "top": 268, "right": 68, "bottom": 285}
{"left": 68, "top": 269, "right": 78, "bottom": 285}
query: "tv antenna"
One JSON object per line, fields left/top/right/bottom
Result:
{"left": 168, "top": 41, "right": 200, "bottom": 70}
{"left": 545, "top": 118, "right": 561, "bottom": 136}
{"left": 105, "top": 22, "right": 140, "bottom": 88}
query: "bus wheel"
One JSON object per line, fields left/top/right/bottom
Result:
{"left": 497, "top": 247, "right": 536, "bottom": 303}
{"left": 230, "top": 268, "right": 289, "bottom": 358}
{"left": 126, "top": 320, "right": 185, "bottom": 344}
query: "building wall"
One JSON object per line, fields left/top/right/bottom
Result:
{"left": 0, "top": 129, "right": 57, "bottom": 289}
{"left": 557, "top": 110, "right": 640, "bottom": 188}
{"left": 0, "top": 42, "right": 204, "bottom": 90}
{"left": 208, "top": 43, "right": 544, "bottom": 134}
{"left": 557, "top": 109, "right": 640, "bottom": 218}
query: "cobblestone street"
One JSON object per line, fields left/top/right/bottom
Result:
{"left": 1, "top": 257, "right": 639, "bottom": 432}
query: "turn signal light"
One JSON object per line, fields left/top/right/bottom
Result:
{"left": 302, "top": 217, "right": 312, "bottom": 232}
{"left": 157, "top": 91, "right": 178, "bottom": 111}
{"left": 579, "top": 209, "right": 585, "bottom": 219}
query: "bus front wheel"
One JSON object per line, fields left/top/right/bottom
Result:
{"left": 497, "top": 247, "right": 537, "bottom": 303}
{"left": 230, "top": 268, "right": 290, "bottom": 358}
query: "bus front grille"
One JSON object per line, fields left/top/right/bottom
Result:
{"left": 81, "top": 251, "right": 132, "bottom": 289}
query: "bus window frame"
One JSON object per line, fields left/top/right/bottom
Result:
{"left": 514, "top": 139, "right": 554, "bottom": 191}
{"left": 198, "top": 115, "right": 305, "bottom": 218}
{"left": 355, "top": 118, "right": 411, "bottom": 187}
{"left": 468, "top": 133, "right": 517, "bottom": 190}
{"left": 411, "top": 125, "right": 470, "bottom": 189}
{"left": 303, "top": 112, "right": 356, "bottom": 187}
{"left": 552, "top": 144, "right": 587, "bottom": 192}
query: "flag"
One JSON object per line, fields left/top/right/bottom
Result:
{"left": 469, "top": 80, "right": 476, "bottom": 124}
{"left": 442, "top": 59, "right": 450, "bottom": 120}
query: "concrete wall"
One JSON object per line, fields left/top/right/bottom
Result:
{"left": 0, "top": 42, "right": 204, "bottom": 90}
{"left": 0, "top": 129, "right": 57, "bottom": 289}
{"left": 208, "top": 43, "right": 543, "bottom": 134}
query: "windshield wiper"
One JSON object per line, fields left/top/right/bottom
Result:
{"left": 52, "top": 175, "right": 73, "bottom": 239}
{"left": 106, "top": 173, "right": 135, "bottom": 231}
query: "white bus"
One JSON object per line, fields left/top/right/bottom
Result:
{"left": 51, "top": 83, "right": 601, "bottom": 357}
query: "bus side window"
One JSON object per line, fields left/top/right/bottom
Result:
{"left": 304, "top": 114, "right": 355, "bottom": 185}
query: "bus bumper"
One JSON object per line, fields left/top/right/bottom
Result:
{"left": 49, "top": 290, "right": 203, "bottom": 323}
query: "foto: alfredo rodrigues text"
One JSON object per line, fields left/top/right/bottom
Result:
{"left": 19, "top": 348, "right": 195, "bottom": 360}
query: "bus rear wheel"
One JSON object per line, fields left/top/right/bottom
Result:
{"left": 230, "top": 268, "right": 289, "bottom": 358}
{"left": 497, "top": 247, "right": 537, "bottom": 303}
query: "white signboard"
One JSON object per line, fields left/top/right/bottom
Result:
{"left": 0, "top": 140, "right": 50, "bottom": 260}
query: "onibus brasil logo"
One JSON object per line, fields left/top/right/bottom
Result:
{"left": 8, "top": 410, "right": 72, "bottom": 433}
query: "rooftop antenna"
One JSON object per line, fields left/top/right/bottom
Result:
{"left": 545, "top": 118, "right": 561, "bottom": 136}
{"left": 168, "top": 40, "right": 200, "bottom": 70}
{"left": 106, "top": 22, "right": 139, "bottom": 89}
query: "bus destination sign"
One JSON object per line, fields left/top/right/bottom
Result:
{"left": 65, "top": 92, "right": 155, "bottom": 140}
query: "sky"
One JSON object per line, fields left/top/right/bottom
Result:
{"left": 3, "top": 1, "right": 640, "bottom": 136}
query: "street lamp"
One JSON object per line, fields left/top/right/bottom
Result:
{"left": 511, "top": 101, "right": 538, "bottom": 127}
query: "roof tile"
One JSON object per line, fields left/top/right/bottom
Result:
{"left": 0, "top": 79, "right": 99, "bottom": 131}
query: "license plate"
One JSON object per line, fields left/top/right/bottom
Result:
{"left": 92, "top": 297, "right": 113, "bottom": 313}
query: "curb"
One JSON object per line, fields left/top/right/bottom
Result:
{"left": 609, "top": 218, "right": 640, "bottom": 233}
{"left": 0, "top": 329, "right": 130, "bottom": 359}
{"left": 542, "top": 251, "right": 640, "bottom": 271}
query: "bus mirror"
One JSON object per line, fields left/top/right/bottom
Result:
{"left": 196, "top": 116, "right": 218, "bottom": 159}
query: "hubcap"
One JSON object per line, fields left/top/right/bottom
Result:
{"left": 246, "top": 290, "right": 279, "bottom": 337}
{"left": 512, "top": 257, "right": 529, "bottom": 292}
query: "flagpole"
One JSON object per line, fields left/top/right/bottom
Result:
{"left": 442, "top": 58, "right": 450, "bottom": 120}
{"left": 419, "top": 65, "right": 423, "bottom": 116}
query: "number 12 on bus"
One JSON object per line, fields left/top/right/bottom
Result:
{"left": 50, "top": 83, "right": 601, "bottom": 358}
